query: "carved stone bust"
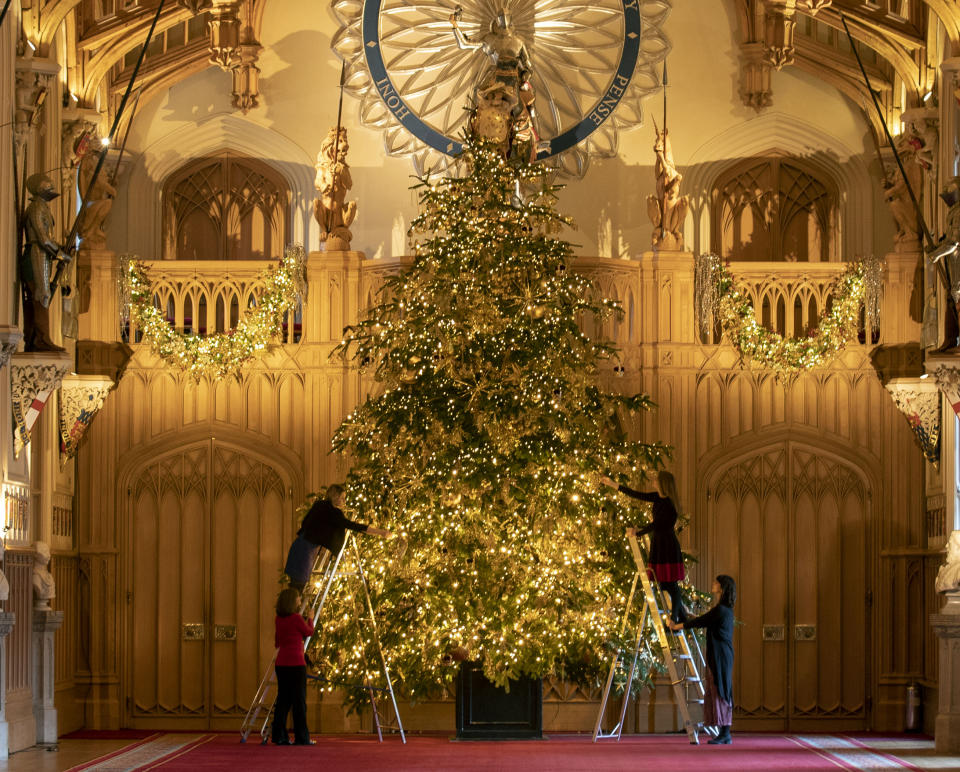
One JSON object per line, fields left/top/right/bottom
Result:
{"left": 32, "top": 540, "right": 56, "bottom": 610}
{"left": 936, "top": 530, "right": 960, "bottom": 595}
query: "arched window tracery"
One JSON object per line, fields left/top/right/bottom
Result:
{"left": 711, "top": 157, "right": 837, "bottom": 262}
{"left": 162, "top": 154, "right": 289, "bottom": 260}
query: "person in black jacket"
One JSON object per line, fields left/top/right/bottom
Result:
{"left": 284, "top": 484, "right": 392, "bottom": 592}
{"left": 603, "top": 471, "right": 688, "bottom": 623}
{"left": 669, "top": 575, "right": 736, "bottom": 745}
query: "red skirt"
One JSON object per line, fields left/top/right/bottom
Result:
{"left": 651, "top": 562, "right": 685, "bottom": 582}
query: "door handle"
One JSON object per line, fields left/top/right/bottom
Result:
{"left": 794, "top": 624, "right": 816, "bottom": 641}
{"left": 214, "top": 624, "right": 237, "bottom": 641}
{"left": 762, "top": 624, "right": 785, "bottom": 641}
{"left": 182, "top": 623, "right": 205, "bottom": 641}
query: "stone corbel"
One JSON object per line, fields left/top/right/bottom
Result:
{"left": 763, "top": 0, "right": 797, "bottom": 70}
{"left": 797, "top": 0, "right": 831, "bottom": 14}
{"left": 885, "top": 377, "right": 940, "bottom": 464}
{"left": 14, "top": 56, "right": 60, "bottom": 153}
{"left": 208, "top": 0, "right": 242, "bottom": 69}
{"left": 0, "top": 328, "right": 23, "bottom": 372}
{"left": 231, "top": 38, "right": 262, "bottom": 114}
{"left": 739, "top": 42, "right": 774, "bottom": 109}
{"left": 10, "top": 352, "right": 72, "bottom": 459}
{"left": 76, "top": 340, "right": 133, "bottom": 382}
{"left": 58, "top": 375, "right": 114, "bottom": 466}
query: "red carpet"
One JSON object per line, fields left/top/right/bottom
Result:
{"left": 111, "top": 733, "right": 924, "bottom": 771}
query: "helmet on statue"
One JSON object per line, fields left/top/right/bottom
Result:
{"left": 26, "top": 174, "right": 59, "bottom": 201}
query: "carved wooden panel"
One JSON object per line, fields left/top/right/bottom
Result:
{"left": 52, "top": 555, "right": 79, "bottom": 687}
{"left": 3, "top": 483, "right": 31, "bottom": 547}
{"left": 707, "top": 442, "right": 869, "bottom": 727}
{"left": 5, "top": 553, "right": 32, "bottom": 696}
{"left": 128, "top": 440, "right": 288, "bottom": 724}
{"left": 52, "top": 491, "right": 74, "bottom": 552}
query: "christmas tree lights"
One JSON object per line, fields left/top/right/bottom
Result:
{"left": 311, "top": 137, "right": 691, "bottom": 705}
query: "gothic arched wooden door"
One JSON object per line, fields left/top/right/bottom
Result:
{"left": 705, "top": 441, "right": 872, "bottom": 731}
{"left": 125, "top": 439, "right": 291, "bottom": 729}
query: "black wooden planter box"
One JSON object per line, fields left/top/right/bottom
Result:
{"left": 455, "top": 661, "right": 543, "bottom": 739}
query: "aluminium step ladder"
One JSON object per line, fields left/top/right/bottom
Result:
{"left": 592, "top": 531, "right": 709, "bottom": 744}
{"left": 240, "top": 531, "right": 406, "bottom": 744}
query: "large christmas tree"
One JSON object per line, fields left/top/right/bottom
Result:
{"left": 311, "top": 135, "right": 673, "bottom": 700}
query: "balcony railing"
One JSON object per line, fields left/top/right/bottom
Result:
{"left": 123, "top": 257, "right": 882, "bottom": 355}
{"left": 123, "top": 260, "right": 302, "bottom": 346}
{"left": 697, "top": 262, "right": 880, "bottom": 346}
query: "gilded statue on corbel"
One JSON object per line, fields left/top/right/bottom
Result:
{"left": 647, "top": 128, "right": 688, "bottom": 251}
{"left": 314, "top": 127, "right": 357, "bottom": 251}
{"left": 76, "top": 139, "right": 117, "bottom": 250}
{"left": 883, "top": 132, "right": 925, "bottom": 246}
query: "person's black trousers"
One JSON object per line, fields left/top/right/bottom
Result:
{"left": 272, "top": 665, "right": 309, "bottom": 744}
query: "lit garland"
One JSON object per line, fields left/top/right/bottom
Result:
{"left": 119, "top": 245, "right": 306, "bottom": 380}
{"left": 308, "top": 135, "right": 706, "bottom": 708}
{"left": 696, "top": 253, "right": 883, "bottom": 381}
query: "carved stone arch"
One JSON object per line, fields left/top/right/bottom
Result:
{"left": 162, "top": 153, "right": 291, "bottom": 260}
{"left": 684, "top": 112, "right": 873, "bottom": 263}
{"left": 117, "top": 424, "right": 304, "bottom": 505}
{"left": 126, "top": 115, "right": 315, "bottom": 260}
{"left": 710, "top": 155, "right": 838, "bottom": 262}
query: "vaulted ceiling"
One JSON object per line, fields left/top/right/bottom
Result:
{"left": 15, "top": 0, "right": 952, "bottom": 144}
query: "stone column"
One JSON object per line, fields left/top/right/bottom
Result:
{"left": 32, "top": 610, "right": 63, "bottom": 745}
{"left": 0, "top": 612, "right": 17, "bottom": 759}
{"left": 939, "top": 59, "right": 960, "bottom": 186}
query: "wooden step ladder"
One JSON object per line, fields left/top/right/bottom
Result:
{"left": 240, "top": 532, "right": 406, "bottom": 744}
{"left": 592, "top": 531, "right": 710, "bottom": 744}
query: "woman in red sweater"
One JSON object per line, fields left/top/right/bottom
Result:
{"left": 271, "top": 587, "right": 315, "bottom": 745}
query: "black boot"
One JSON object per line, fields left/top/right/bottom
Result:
{"left": 708, "top": 725, "right": 731, "bottom": 744}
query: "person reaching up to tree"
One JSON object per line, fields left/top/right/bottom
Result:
{"left": 284, "top": 484, "right": 392, "bottom": 593}
{"left": 668, "top": 575, "right": 736, "bottom": 745}
{"left": 602, "top": 470, "right": 688, "bottom": 623}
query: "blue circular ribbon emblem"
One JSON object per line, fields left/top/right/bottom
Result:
{"left": 362, "top": 1, "right": 643, "bottom": 159}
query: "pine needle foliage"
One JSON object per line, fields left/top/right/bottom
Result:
{"left": 313, "top": 136, "right": 671, "bottom": 703}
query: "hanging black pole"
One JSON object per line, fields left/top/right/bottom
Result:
{"left": 0, "top": 0, "right": 13, "bottom": 32}
{"left": 12, "top": 128, "right": 22, "bottom": 325}
{"left": 840, "top": 13, "right": 957, "bottom": 347}
{"left": 51, "top": 0, "right": 166, "bottom": 294}
{"left": 840, "top": 14, "right": 935, "bottom": 251}
{"left": 110, "top": 87, "right": 143, "bottom": 183}
{"left": 332, "top": 61, "right": 347, "bottom": 164}
{"left": 326, "top": 60, "right": 347, "bottom": 234}
{"left": 662, "top": 59, "right": 667, "bottom": 133}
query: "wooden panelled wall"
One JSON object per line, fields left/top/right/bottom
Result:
{"left": 71, "top": 249, "right": 929, "bottom": 733}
